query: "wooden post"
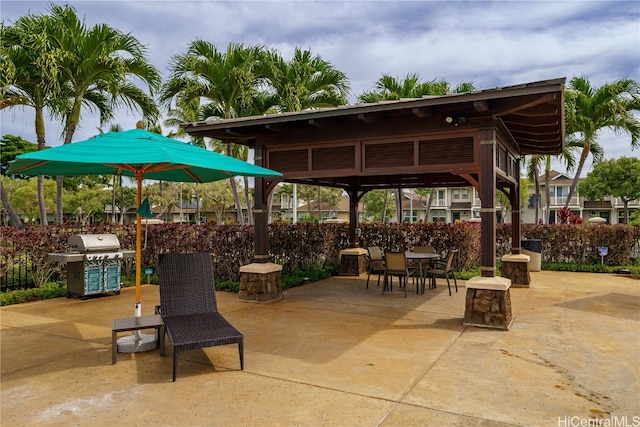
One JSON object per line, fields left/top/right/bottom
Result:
{"left": 252, "top": 146, "right": 269, "bottom": 264}
{"left": 511, "top": 158, "right": 522, "bottom": 255}
{"left": 479, "top": 129, "right": 496, "bottom": 278}
{"left": 348, "top": 188, "right": 360, "bottom": 248}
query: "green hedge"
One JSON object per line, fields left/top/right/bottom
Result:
{"left": 2, "top": 223, "right": 638, "bottom": 287}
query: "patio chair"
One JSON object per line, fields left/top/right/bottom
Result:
{"left": 157, "top": 252, "right": 244, "bottom": 381}
{"left": 425, "top": 249, "right": 458, "bottom": 296}
{"left": 383, "top": 251, "right": 410, "bottom": 297}
{"left": 366, "top": 246, "right": 385, "bottom": 288}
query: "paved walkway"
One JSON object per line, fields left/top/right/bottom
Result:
{"left": 1, "top": 271, "right": 639, "bottom": 426}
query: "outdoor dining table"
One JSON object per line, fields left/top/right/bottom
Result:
{"left": 405, "top": 251, "right": 441, "bottom": 294}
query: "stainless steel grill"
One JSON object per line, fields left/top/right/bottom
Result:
{"left": 49, "top": 234, "right": 135, "bottom": 299}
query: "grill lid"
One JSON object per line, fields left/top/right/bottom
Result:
{"left": 68, "top": 234, "right": 121, "bottom": 252}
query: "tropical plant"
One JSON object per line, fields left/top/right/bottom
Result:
{"left": 161, "top": 40, "right": 268, "bottom": 225}
{"left": 563, "top": 76, "right": 640, "bottom": 210}
{"left": 43, "top": 4, "right": 161, "bottom": 223}
{"left": 265, "top": 47, "right": 350, "bottom": 112}
{"left": 1, "top": 14, "right": 64, "bottom": 225}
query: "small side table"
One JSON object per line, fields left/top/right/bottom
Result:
{"left": 112, "top": 315, "right": 165, "bottom": 364}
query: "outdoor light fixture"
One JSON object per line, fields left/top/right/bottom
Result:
{"left": 444, "top": 115, "right": 466, "bottom": 126}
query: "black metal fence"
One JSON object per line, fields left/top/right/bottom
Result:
{"left": 1, "top": 250, "right": 38, "bottom": 291}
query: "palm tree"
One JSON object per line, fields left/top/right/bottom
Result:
{"left": 45, "top": 4, "right": 161, "bottom": 223}
{"left": 527, "top": 147, "right": 576, "bottom": 224}
{"left": 358, "top": 73, "right": 475, "bottom": 222}
{"left": 265, "top": 47, "right": 350, "bottom": 112}
{"left": 563, "top": 76, "right": 640, "bottom": 210}
{"left": 2, "top": 13, "right": 65, "bottom": 225}
{"left": 264, "top": 47, "right": 350, "bottom": 222}
{"left": 160, "top": 40, "right": 268, "bottom": 225}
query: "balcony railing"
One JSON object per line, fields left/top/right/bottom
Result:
{"left": 432, "top": 199, "right": 447, "bottom": 207}
{"left": 548, "top": 196, "right": 579, "bottom": 206}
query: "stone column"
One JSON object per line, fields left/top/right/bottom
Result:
{"left": 463, "top": 276, "right": 513, "bottom": 330}
{"left": 500, "top": 253, "right": 531, "bottom": 287}
{"left": 239, "top": 263, "right": 283, "bottom": 302}
{"left": 338, "top": 248, "right": 368, "bottom": 275}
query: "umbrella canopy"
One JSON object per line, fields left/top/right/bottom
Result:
{"left": 9, "top": 128, "right": 280, "bottom": 182}
{"left": 9, "top": 127, "right": 282, "bottom": 314}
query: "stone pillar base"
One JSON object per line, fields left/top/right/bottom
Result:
{"left": 338, "top": 248, "right": 368, "bottom": 276}
{"left": 463, "top": 276, "right": 513, "bottom": 331}
{"left": 500, "top": 254, "right": 531, "bottom": 287}
{"left": 239, "top": 263, "right": 283, "bottom": 302}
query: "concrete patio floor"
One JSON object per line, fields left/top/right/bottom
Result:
{"left": 1, "top": 271, "right": 639, "bottom": 426}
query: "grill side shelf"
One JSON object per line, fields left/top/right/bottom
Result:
{"left": 48, "top": 253, "right": 84, "bottom": 263}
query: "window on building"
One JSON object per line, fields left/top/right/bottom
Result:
{"left": 403, "top": 210, "right": 419, "bottom": 223}
{"left": 431, "top": 209, "right": 446, "bottom": 223}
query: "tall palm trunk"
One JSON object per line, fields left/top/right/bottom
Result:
{"left": 382, "top": 190, "right": 389, "bottom": 224}
{"left": 395, "top": 189, "right": 403, "bottom": 223}
{"left": 35, "top": 104, "right": 48, "bottom": 225}
{"left": 226, "top": 143, "right": 244, "bottom": 225}
{"left": 111, "top": 176, "right": 117, "bottom": 223}
{"left": 544, "top": 159, "right": 552, "bottom": 224}
{"left": 243, "top": 176, "right": 253, "bottom": 226}
{"left": 564, "top": 140, "right": 591, "bottom": 210}
{"left": 424, "top": 189, "right": 434, "bottom": 222}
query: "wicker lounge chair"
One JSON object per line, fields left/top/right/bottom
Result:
{"left": 157, "top": 253, "right": 244, "bottom": 381}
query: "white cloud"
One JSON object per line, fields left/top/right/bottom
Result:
{"left": 2, "top": 0, "right": 639, "bottom": 176}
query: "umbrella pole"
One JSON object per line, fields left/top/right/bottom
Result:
{"left": 136, "top": 173, "right": 142, "bottom": 314}
{"left": 117, "top": 171, "right": 156, "bottom": 353}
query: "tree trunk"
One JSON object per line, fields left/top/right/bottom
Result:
{"left": 395, "top": 189, "right": 403, "bottom": 223}
{"left": 227, "top": 144, "right": 244, "bottom": 225}
{"left": 1, "top": 181, "right": 24, "bottom": 230}
{"left": 119, "top": 177, "right": 125, "bottom": 224}
{"left": 56, "top": 176, "right": 64, "bottom": 224}
{"left": 35, "top": 105, "right": 48, "bottom": 226}
{"left": 230, "top": 178, "right": 243, "bottom": 225}
{"left": 37, "top": 176, "right": 47, "bottom": 225}
{"left": 534, "top": 176, "right": 541, "bottom": 225}
{"left": 565, "top": 140, "right": 590, "bottom": 209}
{"left": 195, "top": 188, "right": 201, "bottom": 224}
{"left": 382, "top": 190, "right": 389, "bottom": 224}
{"left": 317, "top": 186, "right": 322, "bottom": 221}
{"left": 243, "top": 176, "right": 253, "bottom": 226}
{"left": 544, "top": 172, "right": 551, "bottom": 224}
{"left": 424, "top": 189, "right": 434, "bottom": 222}
{"left": 267, "top": 191, "right": 274, "bottom": 224}
{"left": 0, "top": 181, "right": 24, "bottom": 230}
{"left": 111, "top": 176, "right": 117, "bottom": 223}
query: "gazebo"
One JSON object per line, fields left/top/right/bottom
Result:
{"left": 183, "top": 78, "right": 565, "bottom": 329}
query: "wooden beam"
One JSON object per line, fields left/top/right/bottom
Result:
{"left": 473, "top": 100, "right": 489, "bottom": 112}
{"left": 265, "top": 124, "right": 280, "bottom": 132}
{"left": 411, "top": 107, "right": 432, "bottom": 118}
{"left": 308, "top": 119, "right": 322, "bottom": 128}
{"left": 357, "top": 113, "right": 375, "bottom": 123}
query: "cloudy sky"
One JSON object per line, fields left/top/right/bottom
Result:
{"left": 2, "top": 0, "right": 639, "bottom": 175}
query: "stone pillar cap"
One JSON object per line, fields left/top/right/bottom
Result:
{"left": 501, "top": 254, "right": 531, "bottom": 262}
{"left": 466, "top": 276, "right": 511, "bottom": 290}
{"left": 239, "top": 263, "right": 283, "bottom": 274}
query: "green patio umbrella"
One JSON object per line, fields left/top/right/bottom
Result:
{"left": 9, "top": 124, "right": 282, "bottom": 317}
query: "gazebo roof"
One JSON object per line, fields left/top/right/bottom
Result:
{"left": 182, "top": 78, "right": 565, "bottom": 156}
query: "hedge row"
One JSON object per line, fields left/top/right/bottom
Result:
{"left": 1, "top": 223, "right": 638, "bottom": 286}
